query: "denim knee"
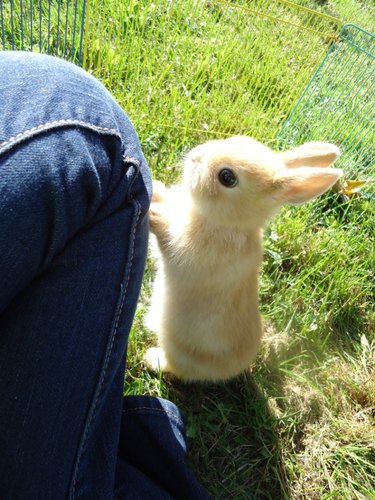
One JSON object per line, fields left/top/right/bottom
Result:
{"left": 0, "top": 52, "right": 152, "bottom": 499}
{"left": 0, "top": 51, "right": 151, "bottom": 311}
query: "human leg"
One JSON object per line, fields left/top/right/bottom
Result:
{"left": 0, "top": 52, "right": 151, "bottom": 499}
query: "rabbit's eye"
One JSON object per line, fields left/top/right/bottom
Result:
{"left": 218, "top": 168, "right": 238, "bottom": 188}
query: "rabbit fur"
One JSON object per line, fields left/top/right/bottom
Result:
{"left": 145, "top": 136, "right": 342, "bottom": 381}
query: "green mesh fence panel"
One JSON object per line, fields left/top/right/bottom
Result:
{"left": 277, "top": 23, "right": 374, "bottom": 198}
{"left": 0, "top": 0, "right": 87, "bottom": 64}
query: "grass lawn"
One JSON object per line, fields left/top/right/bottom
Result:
{"left": 114, "top": 2, "right": 374, "bottom": 497}
{"left": 2, "top": 0, "right": 374, "bottom": 498}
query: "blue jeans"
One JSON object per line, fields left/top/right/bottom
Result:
{"left": 0, "top": 52, "right": 208, "bottom": 500}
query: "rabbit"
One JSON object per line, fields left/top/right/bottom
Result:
{"left": 145, "top": 136, "right": 342, "bottom": 382}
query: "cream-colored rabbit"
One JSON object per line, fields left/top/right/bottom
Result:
{"left": 145, "top": 136, "right": 342, "bottom": 381}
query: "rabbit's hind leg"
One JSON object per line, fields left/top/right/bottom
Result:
{"left": 144, "top": 346, "right": 170, "bottom": 374}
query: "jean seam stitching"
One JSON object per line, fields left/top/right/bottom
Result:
{"left": 70, "top": 164, "right": 142, "bottom": 499}
{"left": 0, "top": 119, "right": 120, "bottom": 153}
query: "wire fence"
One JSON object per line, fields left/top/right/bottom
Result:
{"left": 4, "top": 0, "right": 373, "bottom": 191}
{"left": 0, "top": 1, "right": 341, "bottom": 143}
{"left": 0, "top": 0, "right": 87, "bottom": 64}
{"left": 277, "top": 23, "right": 374, "bottom": 198}
{"left": 81, "top": 0, "right": 341, "bottom": 146}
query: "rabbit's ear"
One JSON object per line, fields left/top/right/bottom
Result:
{"left": 279, "top": 142, "right": 340, "bottom": 168}
{"left": 273, "top": 166, "right": 343, "bottom": 204}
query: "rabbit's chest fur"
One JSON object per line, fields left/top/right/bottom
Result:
{"left": 157, "top": 187, "right": 262, "bottom": 290}
{"left": 166, "top": 222, "right": 262, "bottom": 291}
{"left": 148, "top": 192, "right": 263, "bottom": 358}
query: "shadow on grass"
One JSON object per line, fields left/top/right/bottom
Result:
{"left": 167, "top": 373, "right": 291, "bottom": 500}
{"left": 330, "top": 302, "right": 373, "bottom": 346}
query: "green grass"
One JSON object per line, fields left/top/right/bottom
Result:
{"left": 119, "top": 3, "right": 374, "bottom": 498}
{"left": 82, "top": 0, "right": 342, "bottom": 170}
{"left": 2, "top": 0, "right": 374, "bottom": 498}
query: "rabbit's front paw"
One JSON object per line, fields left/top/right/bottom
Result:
{"left": 149, "top": 202, "right": 169, "bottom": 234}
